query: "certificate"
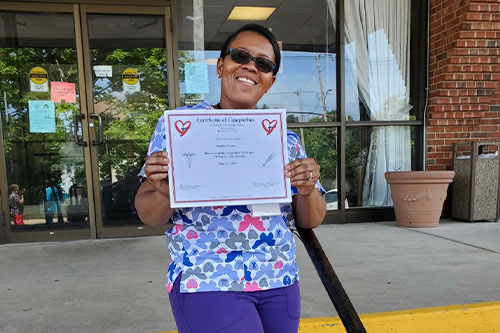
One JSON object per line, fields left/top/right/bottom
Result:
{"left": 165, "top": 109, "right": 291, "bottom": 208}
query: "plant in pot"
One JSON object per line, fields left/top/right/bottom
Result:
{"left": 385, "top": 170, "right": 455, "bottom": 227}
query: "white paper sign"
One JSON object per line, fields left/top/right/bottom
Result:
{"left": 93, "top": 65, "right": 113, "bottom": 78}
{"left": 164, "top": 109, "right": 290, "bottom": 207}
{"left": 185, "top": 62, "right": 209, "bottom": 94}
{"left": 30, "top": 80, "right": 49, "bottom": 92}
{"left": 123, "top": 81, "right": 140, "bottom": 93}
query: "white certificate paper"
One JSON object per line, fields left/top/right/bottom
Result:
{"left": 165, "top": 109, "right": 291, "bottom": 208}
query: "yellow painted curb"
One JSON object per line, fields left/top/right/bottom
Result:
{"left": 156, "top": 301, "right": 500, "bottom": 333}
{"left": 300, "top": 301, "right": 500, "bottom": 333}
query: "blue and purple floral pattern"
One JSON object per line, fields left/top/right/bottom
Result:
{"left": 139, "top": 102, "right": 324, "bottom": 293}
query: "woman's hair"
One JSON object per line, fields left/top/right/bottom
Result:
{"left": 219, "top": 24, "right": 281, "bottom": 76}
{"left": 9, "top": 184, "right": 18, "bottom": 191}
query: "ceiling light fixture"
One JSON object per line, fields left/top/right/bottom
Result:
{"left": 227, "top": 6, "right": 276, "bottom": 21}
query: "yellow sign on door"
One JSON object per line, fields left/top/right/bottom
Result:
{"left": 29, "top": 66, "right": 49, "bottom": 92}
{"left": 122, "top": 68, "right": 140, "bottom": 93}
{"left": 122, "top": 68, "right": 139, "bottom": 85}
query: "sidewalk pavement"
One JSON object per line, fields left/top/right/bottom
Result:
{"left": 1, "top": 220, "right": 499, "bottom": 332}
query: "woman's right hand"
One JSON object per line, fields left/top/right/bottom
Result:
{"left": 136, "top": 151, "right": 174, "bottom": 226}
{"left": 144, "top": 151, "right": 170, "bottom": 198}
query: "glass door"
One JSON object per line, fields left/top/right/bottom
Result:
{"left": 0, "top": 4, "right": 174, "bottom": 243}
{"left": 80, "top": 6, "right": 174, "bottom": 237}
{"left": 0, "top": 4, "right": 92, "bottom": 242}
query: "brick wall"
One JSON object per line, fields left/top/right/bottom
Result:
{"left": 427, "top": 0, "right": 500, "bottom": 170}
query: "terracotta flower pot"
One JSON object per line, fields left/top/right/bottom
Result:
{"left": 385, "top": 171, "right": 455, "bottom": 228}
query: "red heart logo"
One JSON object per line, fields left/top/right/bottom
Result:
{"left": 262, "top": 119, "right": 277, "bottom": 135}
{"left": 174, "top": 120, "right": 191, "bottom": 137}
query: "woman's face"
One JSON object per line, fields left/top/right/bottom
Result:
{"left": 217, "top": 31, "right": 276, "bottom": 109}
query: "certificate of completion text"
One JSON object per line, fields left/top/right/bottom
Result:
{"left": 165, "top": 109, "right": 291, "bottom": 208}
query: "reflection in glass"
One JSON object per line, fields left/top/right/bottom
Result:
{"left": 344, "top": 0, "right": 412, "bottom": 122}
{"left": 0, "top": 11, "right": 89, "bottom": 230}
{"left": 346, "top": 126, "right": 416, "bottom": 208}
{"left": 264, "top": 52, "right": 336, "bottom": 123}
{"left": 177, "top": 0, "right": 337, "bottom": 123}
{"left": 87, "top": 14, "right": 168, "bottom": 226}
{"left": 343, "top": 0, "right": 413, "bottom": 208}
{"left": 292, "top": 127, "right": 338, "bottom": 209}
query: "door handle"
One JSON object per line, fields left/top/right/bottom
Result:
{"left": 90, "top": 113, "right": 103, "bottom": 145}
{"left": 73, "top": 114, "right": 87, "bottom": 147}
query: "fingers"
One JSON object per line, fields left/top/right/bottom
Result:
{"left": 290, "top": 174, "right": 315, "bottom": 186}
{"left": 287, "top": 157, "right": 314, "bottom": 170}
{"left": 286, "top": 158, "right": 320, "bottom": 186}
{"left": 145, "top": 151, "right": 169, "bottom": 180}
{"left": 147, "top": 172, "right": 168, "bottom": 181}
{"left": 145, "top": 166, "right": 168, "bottom": 180}
{"left": 146, "top": 151, "right": 169, "bottom": 167}
{"left": 146, "top": 151, "right": 169, "bottom": 165}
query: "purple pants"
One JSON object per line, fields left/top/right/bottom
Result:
{"left": 169, "top": 276, "right": 300, "bottom": 333}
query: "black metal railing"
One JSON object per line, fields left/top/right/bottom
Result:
{"left": 296, "top": 226, "right": 366, "bottom": 333}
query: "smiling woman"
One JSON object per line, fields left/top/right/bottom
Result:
{"left": 217, "top": 30, "right": 278, "bottom": 110}
{"left": 135, "top": 24, "right": 327, "bottom": 333}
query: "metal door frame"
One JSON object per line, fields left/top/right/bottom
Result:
{"left": 0, "top": 2, "right": 92, "bottom": 243}
{"left": 79, "top": 4, "right": 174, "bottom": 239}
{"left": 0, "top": 2, "right": 175, "bottom": 242}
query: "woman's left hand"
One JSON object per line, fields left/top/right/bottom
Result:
{"left": 285, "top": 158, "right": 321, "bottom": 196}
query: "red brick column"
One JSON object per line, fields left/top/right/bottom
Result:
{"left": 427, "top": 0, "right": 500, "bottom": 170}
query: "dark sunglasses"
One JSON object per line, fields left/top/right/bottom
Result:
{"left": 225, "top": 48, "right": 276, "bottom": 74}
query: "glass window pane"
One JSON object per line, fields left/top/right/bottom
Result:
{"left": 0, "top": 12, "right": 75, "bottom": 48}
{"left": 346, "top": 126, "right": 417, "bottom": 208}
{"left": 87, "top": 14, "right": 168, "bottom": 226}
{"left": 87, "top": 14, "right": 165, "bottom": 49}
{"left": 0, "top": 11, "right": 90, "bottom": 230}
{"left": 293, "top": 127, "right": 338, "bottom": 209}
{"left": 344, "top": 0, "right": 414, "bottom": 121}
{"left": 177, "top": 0, "right": 337, "bottom": 123}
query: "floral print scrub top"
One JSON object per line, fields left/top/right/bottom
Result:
{"left": 139, "top": 102, "right": 325, "bottom": 293}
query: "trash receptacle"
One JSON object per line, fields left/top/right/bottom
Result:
{"left": 452, "top": 142, "right": 500, "bottom": 222}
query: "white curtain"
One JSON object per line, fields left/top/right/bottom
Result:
{"left": 344, "top": 0, "right": 412, "bottom": 206}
